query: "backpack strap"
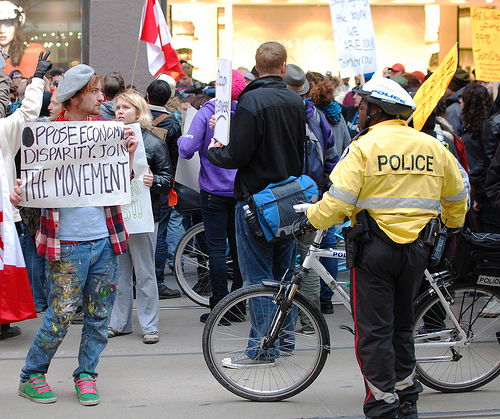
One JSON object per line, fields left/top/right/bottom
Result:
{"left": 153, "top": 113, "right": 169, "bottom": 127}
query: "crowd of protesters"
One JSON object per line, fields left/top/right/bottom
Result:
{"left": 0, "top": 31, "right": 499, "bottom": 415}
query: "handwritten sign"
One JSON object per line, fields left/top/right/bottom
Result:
{"left": 213, "top": 58, "right": 232, "bottom": 145}
{"left": 412, "top": 44, "right": 458, "bottom": 131}
{"left": 20, "top": 121, "right": 131, "bottom": 208}
{"left": 471, "top": 7, "right": 500, "bottom": 82}
{"left": 121, "top": 124, "right": 154, "bottom": 234}
{"left": 329, "top": 0, "right": 377, "bottom": 79}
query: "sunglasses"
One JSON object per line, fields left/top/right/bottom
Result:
{"left": 52, "top": 81, "right": 59, "bottom": 87}
{"left": 0, "top": 19, "right": 16, "bottom": 27}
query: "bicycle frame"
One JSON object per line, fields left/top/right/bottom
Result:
{"left": 296, "top": 227, "right": 470, "bottom": 356}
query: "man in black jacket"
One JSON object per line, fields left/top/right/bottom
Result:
{"left": 207, "top": 41, "right": 306, "bottom": 368}
{"left": 146, "top": 79, "right": 181, "bottom": 171}
{"left": 146, "top": 79, "right": 183, "bottom": 299}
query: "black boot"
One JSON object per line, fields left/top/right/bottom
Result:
{"left": 0, "top": 324, "right": 21, "bottom": 340}
{"left": 397, "top": 401, "right": 418, "bottom": 419}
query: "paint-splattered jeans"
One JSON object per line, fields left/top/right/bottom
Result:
{"left": 20, "top": 237, "right": 119, "bottom": 382}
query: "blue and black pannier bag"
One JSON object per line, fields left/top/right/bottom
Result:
{"left": 247, "top": 175, "right": 319, "bottom": 244}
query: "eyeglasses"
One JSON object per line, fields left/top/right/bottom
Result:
{"left": 52, "top": 81, "right": 59, "bottom": 87}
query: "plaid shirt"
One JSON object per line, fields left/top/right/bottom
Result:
{"left": 36, "top": 206, "right": 129, "bottom": 261}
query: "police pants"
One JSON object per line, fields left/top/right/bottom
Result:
{"left": 350, "top": 234, "right": 429, "bottom": 419}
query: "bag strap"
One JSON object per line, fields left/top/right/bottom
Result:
{"left": 304, "top": 136, "right": 310, "bottom": 176}
{"left": 153, "top": 113, "right": 169, "bottom": 127}
{"left": 241, "top": 180, "right": 251, "bottom": 202}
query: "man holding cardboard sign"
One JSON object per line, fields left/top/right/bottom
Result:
{"left": 12, "top": 64, "right": 138, "bottom": 406}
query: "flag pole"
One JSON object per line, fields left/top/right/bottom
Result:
{"left": 131, "top": 37, "right": 141, "bottom": 89}
{"left": 132, "top": 0, "right": 148, "bottom": 88}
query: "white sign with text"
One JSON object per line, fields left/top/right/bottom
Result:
{"left": 329, "top": 0, "right": 377, "bottom": 78}
{"left": 213, "top": 58, "right": 232, "bottom": 145}
{"left": 121, "top": 124, "right": 154, "bottom": 234}
{"left": 20, "top": 121, "right": 132, "bottom": 208}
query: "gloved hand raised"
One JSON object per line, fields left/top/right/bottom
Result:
{"left": 33, "top": 51, "right": 52, "bottom": 79}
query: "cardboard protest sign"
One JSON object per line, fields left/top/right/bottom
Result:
{"left": 213, "top": 58, "right": 232, "bottom": 145}
{"left": 182, "top": 103, "right": 198, "bottom": 135}
{"left": 121, "top": 124, "right": 154, "bottom": 234}
{"left": 20, "top": 121, "right": 132, "bottom": 208}
{"left": 412, "top": 44, "right": 458, "bottom": 131}
{"left": 329, "top": 0, "right": 377, "bottom": 79}
{"left": 471, "top": 7, "right": 500, "bottom": 82}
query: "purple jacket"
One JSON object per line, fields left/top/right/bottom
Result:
{"left": 177, "top": 100, "right": 237, "bottom": 197}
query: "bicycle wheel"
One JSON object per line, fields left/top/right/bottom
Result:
{"left": 174, "top": 223, "right": 235, "bottom": 307}
{"left": 173, "top": 223, "right": 210, "bottom": 307}
{"left": 202, "top": 284, "right": 330, "bottom": 401}
{"left": 414, "top": 283, "right": 500, "bottom": 392}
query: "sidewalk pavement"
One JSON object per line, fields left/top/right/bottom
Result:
{"left": 1, "top": 274, "right": 500, "bottom": 419}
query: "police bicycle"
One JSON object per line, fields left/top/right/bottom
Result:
{"left": 174, "top": 220, "right": 350, "bottom": 308}
{"left": 201, "top": 204, "right": 500, "bottom": 401}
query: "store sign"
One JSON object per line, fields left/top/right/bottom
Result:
{"left": 214, "top": 58, "right": 232, "bottom": 145}
{"left": 20, "top": 121, "right": 132, "bottom": 208}
{"left": 412, "top": 44, "right": 458, "bottom": 131}
{"left": 329, "top": 0, "right": 377, "bottom": 78}
{"left": 471, "top": 7, "right": 500, "bottom": 82}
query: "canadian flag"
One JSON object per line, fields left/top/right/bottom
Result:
{"left": 139, "top": 0, "right": 184, "bottom": 82}
{"left": 0, "top": 149, "right": 36, "bottom": 323}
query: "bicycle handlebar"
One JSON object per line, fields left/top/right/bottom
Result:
{"left": 294, "top": 203, "right": 313, "bottom": 213}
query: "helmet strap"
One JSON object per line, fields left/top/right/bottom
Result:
{"left": 363, "top": 102, "right": 383, "bottom": 130}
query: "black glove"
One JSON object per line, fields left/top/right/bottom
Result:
{"left": 33, "top": 51, "right": 52, "bottom": 79}
{"left": 298, "top": 214, "right": 315, "bottom": 234}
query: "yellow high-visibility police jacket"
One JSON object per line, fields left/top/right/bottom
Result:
{"left": 307, "top": 119, "right": 468, "bottom": 244}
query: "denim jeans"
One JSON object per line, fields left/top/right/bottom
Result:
{"left": 155, "top": 195, "right": 185, "bottom": 285}
{"left": 235, "top": 201, "right": 296, "bottom": 359}
{"left": 21, "top": 237, "right": 118, "bottom": 381}
{"left": 200, "top": 190, "right": 242, "bottom": 308}
{"left": 18, "top": 222, "right": 48, "bottom": 311}
{"left": 320, "top": 228, "right": 338, "bottom": 301}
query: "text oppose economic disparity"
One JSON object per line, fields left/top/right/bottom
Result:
{"left": 20, "top": 121, "right": 133, "bottom": 208}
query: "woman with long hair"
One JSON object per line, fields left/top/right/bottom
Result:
{"left": 0, "top": 1, "right": 45, "bottom": 76}
{"left": 108, "top": 89, "right": 173, "bottom": 344}
{"left": 461, "top": 82, "right": 498, "bottom": 232}
{"left": 461, "top": 83, "right": 493, "bottom": 171}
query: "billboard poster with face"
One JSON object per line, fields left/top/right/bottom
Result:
{"left": 0, "top": 0, "right": 81, "bottom": 78}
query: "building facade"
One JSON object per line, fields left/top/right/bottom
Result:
{"left": 9, "top": 1, "right": 494, "bottom": 95}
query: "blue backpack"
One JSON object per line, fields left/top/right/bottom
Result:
{"left": 304, "top": 108, "right": 325, "bottom": 187}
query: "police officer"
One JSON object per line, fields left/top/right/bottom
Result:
{"left": 305, "top": 78, "right": 468, "bottom": 419}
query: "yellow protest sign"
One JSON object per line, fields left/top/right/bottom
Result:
{"left": 412, "top": 44, "right": 457, "bottom": 131}
{"left": 471, "top": 7, "right": 500, "bottom": 82}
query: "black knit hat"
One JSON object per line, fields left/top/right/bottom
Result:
{"left": 448, "top": 68, "right": 470, "bottom": 92}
